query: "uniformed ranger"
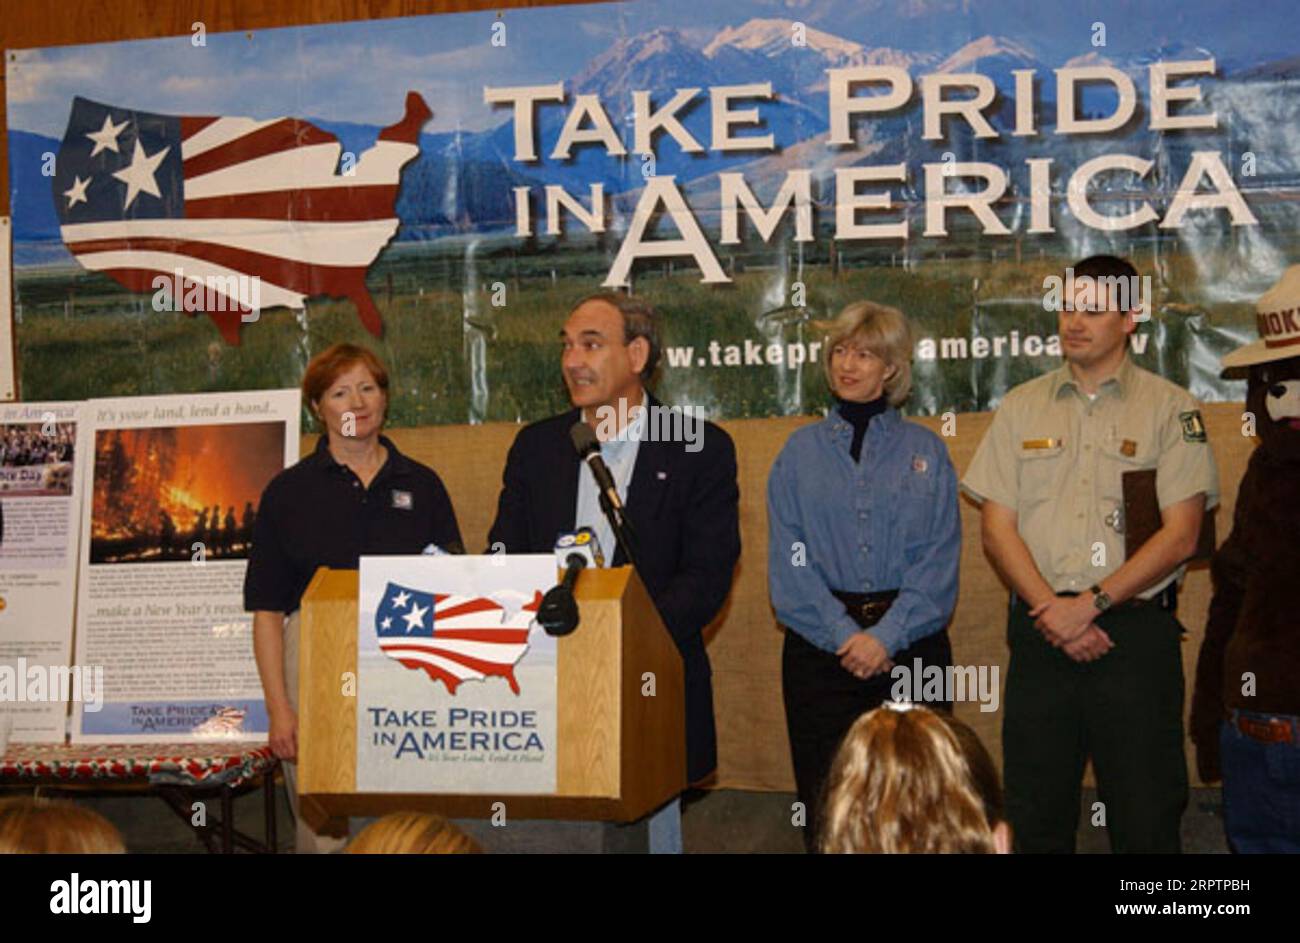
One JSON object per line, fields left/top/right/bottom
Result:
{"left": 962, "top": 255, "right": 1219, "bottom": 853}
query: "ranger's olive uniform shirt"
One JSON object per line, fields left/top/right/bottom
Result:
{"left": 962, "top": 356, "right": 1219, "bottom": 598}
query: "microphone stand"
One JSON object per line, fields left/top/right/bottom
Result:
{"left": 597, "top": 487, "right": 642, "bottom": 574}
{"left": 572, "top": 419, "right": 643, "bottom": 573}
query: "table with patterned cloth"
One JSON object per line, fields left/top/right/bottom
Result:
{"left": 0, "top": 742, "right": 281, "bottom": 853}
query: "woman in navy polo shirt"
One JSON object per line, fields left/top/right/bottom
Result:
{"left": 767, "top": 301, "right": 961, "bottom": 852}
{"left": 244, "top": 343, "right": 462, "bottom": 852}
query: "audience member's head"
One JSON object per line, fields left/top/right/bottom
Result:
{"left": 938, "top": 711, "right": 1012, "bottom": 853}
{"left": 346, "top": 811, "right": 482, "bottom": 854}
{"left": 0, "top": 796, "right": 126, "bottom": 853}
{"left": 819, "top": 703, "right": 1011, "bottom": 854}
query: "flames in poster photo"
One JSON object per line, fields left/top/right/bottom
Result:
{"left": 51, "top": 92, "right": 432, "bottom": 344}
{"left": 90, "top": 423, "right": 284, "bottom": 564}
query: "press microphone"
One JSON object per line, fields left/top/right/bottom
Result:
{"left": 569, "top": 421, "right": 641, "bottom": 571}
{"left": 536, "top": 527, "right": 604, "bottom": 636}
{"left": 555, "top": 527, "right": 605, "bottom": 569}
{"left": 569, "top": 422, "right": 623, "bottom": 513}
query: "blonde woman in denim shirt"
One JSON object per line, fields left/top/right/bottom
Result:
{"left": 767, "top": 301, "right": 961, "bottom": 851}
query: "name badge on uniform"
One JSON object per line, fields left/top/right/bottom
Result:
{"left": 1021, "top": 438, "right": 1061, "bottom": 450}
{"left": 391, "top": 489, "right": 413, "bottom": 510}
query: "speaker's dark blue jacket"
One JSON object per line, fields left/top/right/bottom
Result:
{"left": 487, "top": 396, "right": 741, "bottom": 784}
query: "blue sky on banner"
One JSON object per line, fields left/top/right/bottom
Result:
{"left": 8, "top": 6, "right": 621, "bottom": 138}
{"left": 7, "top": 0, "right": 1294, "bottom": 140}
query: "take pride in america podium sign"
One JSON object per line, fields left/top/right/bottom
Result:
{"left": 356, "top": 555, "right": 558, "bottom": 794}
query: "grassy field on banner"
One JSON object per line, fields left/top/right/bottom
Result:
{"left": 13, "top": 242, "right": 1257, "bottom": 427}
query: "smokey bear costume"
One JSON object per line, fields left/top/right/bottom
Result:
{"left": 1191, "top": 264, "right": 1300, "bottom": 853}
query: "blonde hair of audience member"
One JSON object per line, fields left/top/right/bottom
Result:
{"left": 346, "top": 811, "right": 482, "bottom": 854}
{"left": 0, "top": 796, "right": 126, "bottom": 854}
{"left": 819, "top": 705, "right": 1011, "bottom": 854}
{"left": 938, "top": 711, "right": 1011, "bottom": 853}
{"left": 821, "top": 301, "right": 914, "bottom": 407}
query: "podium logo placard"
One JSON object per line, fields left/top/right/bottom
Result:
{"left": 374, "top": 582, "right": 542, "bottom": 695}
{"left": 357, "top": 555, "right": 557, "bottom": 794}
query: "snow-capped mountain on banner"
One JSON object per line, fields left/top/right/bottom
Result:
{"left": 11, "top": 13, "right": 1289, "bottom": 252}
{"left": 702, "top": 17, "right": 938, "bottom": 95}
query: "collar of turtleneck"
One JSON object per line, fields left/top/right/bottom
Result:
{"left": 834, "top": 395, "right": 888, "bottom": 462}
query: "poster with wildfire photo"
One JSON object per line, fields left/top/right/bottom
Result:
{"left": 89, "top": 423, "right": 282, "bottom": 564}
{"left": 72, "top": 389, "right": 299, "bottom": 743}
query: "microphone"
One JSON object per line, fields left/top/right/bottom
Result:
{"left": 570, "top": 422, "right": 624, "bottom": 513}
{"left": 556, "top": 527, "right": 605, "bottom": 569}
{"left": 535, "top": 527, "right": 604, "bottom": 636}
{"left": 569, "top": 421, "right": 641, "bottom": 571}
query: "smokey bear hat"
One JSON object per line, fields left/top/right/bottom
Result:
{"left": 1222, "top": 265, "right": 1300, "bottom": 375}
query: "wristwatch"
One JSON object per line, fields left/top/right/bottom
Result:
{"left": 1089, "top": 584, "right": 1112, "bottom": 613}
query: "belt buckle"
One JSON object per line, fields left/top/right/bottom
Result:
{"left": 1238, "top": 714, "right": 1294, "bottom": 744}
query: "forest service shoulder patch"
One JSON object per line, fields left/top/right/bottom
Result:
{"left": 1179, "top": 410, "right": 1207, "bottom": 443}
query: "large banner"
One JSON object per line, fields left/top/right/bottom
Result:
{"left": 71, "top": 389, "right": 299, "bottom": 743}
{"left": 6, "top": 1, "right": 1297, "bottom": 424}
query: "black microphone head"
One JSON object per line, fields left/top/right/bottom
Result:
{"left": 570, "top": 421, "right": 599, "bottom": 459}
{"left": 536, "top": 584, "right": 580, "bottom": 637}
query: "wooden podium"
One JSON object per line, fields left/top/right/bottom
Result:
{"left": 295, "top": 564, "right": 686, "bottom": 833}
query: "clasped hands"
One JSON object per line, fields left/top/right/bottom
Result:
{"left": 1029, "top": 594, "right": 1114, "bottom": 662}
{"left": 834, "top": 593, "right": 1114, "bottom": 676}
{"left": 837, "top": 632, "right": 894, "bottom": 680}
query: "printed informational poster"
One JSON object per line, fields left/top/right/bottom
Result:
{"left": 0, "top": 401, "right": 84, "bottom": 742}
{"left": 357, "top": 555, "right": 557, "bottom": 794}
{"left": 71, "top": 389, "right": 299, "bottom": 743}
{"left": 0, "top": 218, "right": 13, "bottom": 401}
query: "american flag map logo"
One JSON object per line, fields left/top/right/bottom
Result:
{"left": 374, "top": 581, "right": 543, "bottom": 695}
{"left": 51, "top": 91, "right": 430, "bottom": 344}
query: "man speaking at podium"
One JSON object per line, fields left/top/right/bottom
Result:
{"left": 487, "top": 292, "right": 741, "bottom": 853}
